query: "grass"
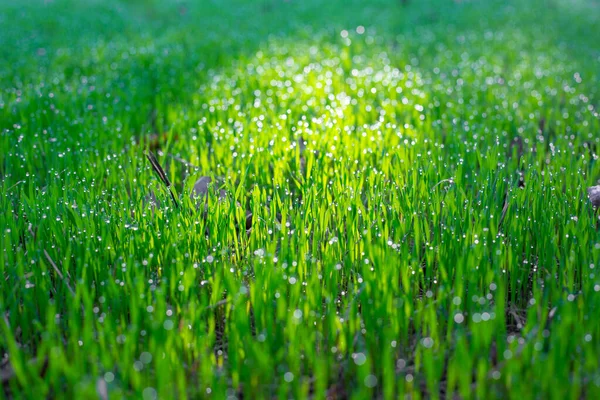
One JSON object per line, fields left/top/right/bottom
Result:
{"left": 1, "top": 0, "right": 599, "bottom": 398}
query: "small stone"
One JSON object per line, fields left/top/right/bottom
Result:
{"left": 190, "top": 177, "right": 255, "bottom": 235}
{"left": 191, "top": 176, "right": 227, "bottom": 201}
{"left": 246, "top": 210, "right": 253, "bottom": 232}
{"left": 588, "top": 186, "right": 600, "bottom": 208}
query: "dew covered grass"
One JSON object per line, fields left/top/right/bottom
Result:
{"left": 1, "top": 0, "right": 600, "bottom": 398}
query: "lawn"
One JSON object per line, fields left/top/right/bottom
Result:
{"left": 1, "top": 0, "right": 600, "bottom": 398}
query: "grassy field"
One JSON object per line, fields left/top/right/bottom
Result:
{"left": 1, "top": 0, "right": 600, "bottom": 398}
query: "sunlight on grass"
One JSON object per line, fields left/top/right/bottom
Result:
{"left": 0, "top": 0, "right": 599, "bottom": 398}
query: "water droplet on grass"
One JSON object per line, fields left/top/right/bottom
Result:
{"left": 364, "top": 374, "right": 377, "bottom": 388}
{"left": 353, "top": 352, "right": 366, "bottom": 365}
{"left": 284, "top": 372, "right": 294, "bottom": 382}
{"left": 142, "top": 387, "right": 157, "bottom": 400}
{"left": 104, "top": 372, "right": 114, "bottom": 383}
{"left": 140, "top": 352, "right": 152, "bottom": 364}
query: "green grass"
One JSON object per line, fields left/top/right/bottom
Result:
{"left": 1, "top": 0, "right": 600, "bottom": 398}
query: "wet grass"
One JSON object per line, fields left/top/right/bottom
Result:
{"left": 1, "top": 0, "right": 600, "bottom": 398}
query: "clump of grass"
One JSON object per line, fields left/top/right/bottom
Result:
{"left": 1, "top": 0, "right": 599, "bottom": 399}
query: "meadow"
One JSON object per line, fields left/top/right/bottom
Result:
{"left": 1, "top": 0, "right": 600, "bottom": 398}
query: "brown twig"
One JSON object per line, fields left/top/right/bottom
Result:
{"left": 146, "top": 151, "right": 180, "bottom": 208}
